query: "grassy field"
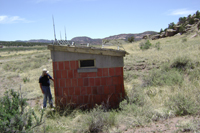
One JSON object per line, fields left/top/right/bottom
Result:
{"left": 1, "top": 33, "right": 200, "bottom": 132}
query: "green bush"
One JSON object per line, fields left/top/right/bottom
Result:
{"left": 159, "top": 28, "right": 164, "bottom": 34}
{"left": 179, "top": 25, "right": 186, "bottom": 33}
{"left": 170, "top": 57, "right": 195, "bottom": 71}
{"left": 168, "top": 22, "right": 175, "bottom": 29}
{"left": 125, "top": 86, "right": 146, "bottom": 106}
{"left": 143, "top": 68, "right": 184, "bottom": 87}
{"left": 74, "top": 106, "right": 117, "bottom": 133}
{"left": 155, "top": 42, "right": 161, "bottom": 50}
{"left": 196, "top": 10, "right": 200, "bottom": 18}
{"left": 139, "top": 40, "right": 152, "bottom": 50}
{"left": 189, "top": 69, "right": 200, "bottom": 81}
{"left": 189, "top": 17, "right": 195, "bottom": 25}
{"left": 127, "top": 36, "right": 135, "bottom": 43}
{"left": 119, "top": 100, "right": 154, "bottom": 127}
{"left": 179, "top": 17, "right": 187, "bottom": 24}
{"left": 0, "top": 89, "right": 44, "bottom": 132}
{"left": 182, "top": 38, "right": 187, "bottom": 42}
{"left": 166, "top": 93, "right": 199, "bottom": 116}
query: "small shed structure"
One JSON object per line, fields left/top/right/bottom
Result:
{"left": 48, "top": 45, "right": 127, "bottom": 108}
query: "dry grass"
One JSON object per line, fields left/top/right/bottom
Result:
{"left": 1, "top": 33, "right": 200, "bottom": 132}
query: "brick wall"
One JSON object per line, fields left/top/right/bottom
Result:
{"left": 53, "top": 60, "right": 125, "bottom": 108}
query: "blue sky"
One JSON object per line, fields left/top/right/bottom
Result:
{"left": 0, "top": 0, "right": 199, "bottom": 41}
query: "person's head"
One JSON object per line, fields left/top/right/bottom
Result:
{"left": 42, "top": 68, "right": 49, "bottom": 77}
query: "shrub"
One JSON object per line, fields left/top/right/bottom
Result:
{"left": 196, "top": 10, "right": 200, "bottom": 18}
{"left": 119, "top": 100, "right": 154, "bottom": 127}
{"left": 189, "top": 69, "right": 200, "bottom": 81}
{"left": 155, "top": 42, "right": 161, "bottom": 50}
{"left": 179, "top": 17, "right": 187, "bottom": 24}
{"left": 139, "top": 40, "right": 152, "bottom": 50}
{"left": 179, "top": 25, "right": 186, "bottom": 33}
{"left": 127, "top": 36, "right": 135, "bottom": 43}
{"left": 125, "top": 86, "right": 146, "bottom": 106}
{"left": 177, "top": 119, "right": 200, "bottom": 132}
{"left": 75, "top": 106, "right": 117, "bottom": 133}
{"left": 170, "top": 57, "right": 195, "bottom": 71}
{"left": 159, "top": 28, "right": 164, "bottom": 34}
{"left": 23, "top": 77, "right": 30, "bottom": 83}
{"left": 143, "top": 68, "right": 184, "bottom": 87}
{"left": 168, "top": 22, "right": 175, "bottom": 29}
{"left": 0, "top": 89, "right": 44, "bottom": 132}
{"left": 189, "top": 17, "right": 195, "bottom": 25}
{"left": 182, "top": 38, "right": 187, "bottom": 42}
{"left": 166, "top": 93, "right": 199, "bottom": 116}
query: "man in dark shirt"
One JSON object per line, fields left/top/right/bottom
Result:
{"left": 39, "top": 68, "right": 54, "bottom": 108}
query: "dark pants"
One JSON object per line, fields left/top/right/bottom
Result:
{"left": 42, "top": 86, "right": 53, "bottom": 107}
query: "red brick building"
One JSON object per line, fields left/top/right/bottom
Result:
{"left": 48, "top": 45, "right": 127, "bottom": 108}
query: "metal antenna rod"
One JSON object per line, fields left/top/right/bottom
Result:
{"left": 60, "top": 31, "right": 62, "bottom": 40}
{"left": 52, "top": 15, "right": 57, "bottom": 44}
{"left": 65, "top": 26, "right": 67, "bottom": 41}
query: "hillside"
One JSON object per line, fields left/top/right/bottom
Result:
{"left": 70, "top": 36, "right": 102, "bottom": 45}
{"left": 1, "top": 31, "right": 157, "bottom": 46}
{"left": 104, "top": 31, "right": 157, "bottom": 41}
{"left": 1, "top": 31, "right": 200, "bottom": 132}
{"left": 61, "top": 31, "right": 157, "bottom": 45}
{"left": 146, "top": 10, "right": 200, "bottom": 40}
{"left": 1, "top": 11, "right": 200, "bottom": 132}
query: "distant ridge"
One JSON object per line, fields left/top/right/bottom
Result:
{"left": 14, "top": 31, "right": 157, "bottom": 45}
{"left": 104, "top": 31, "right": 157, "bottom": 41}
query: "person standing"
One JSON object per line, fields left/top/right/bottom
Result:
{"left": 39, "top": 68, "right": 54, "bottom": 108}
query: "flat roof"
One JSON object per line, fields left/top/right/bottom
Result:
{"left": 48, "top": 45, "right": 128, "bottom": 57}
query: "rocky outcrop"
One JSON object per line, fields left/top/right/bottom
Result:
{"left": 143, "top": 13, "right": 200, "bottom": 40}
{"left": 165, "top": 29, "right": 177, "bottom": 37}
{"left": 152, "top": 34, "right": 160, "bottom": 40}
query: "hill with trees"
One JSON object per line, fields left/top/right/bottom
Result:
{"left": 144, "top": 10, "right": 200, "bottom": 40}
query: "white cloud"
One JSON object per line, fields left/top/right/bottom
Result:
{"left": 0, "top": 15, "right": 33, "bottom": 24}
{"left": 169, "top": 9, "right": 196, "bottom": 16}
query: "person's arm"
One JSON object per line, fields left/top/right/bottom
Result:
{"left": 48, "top": 74, "right": 54, "bottom": 82}
{"left": 39, "top": 83, "right": 44, "bottom": 94}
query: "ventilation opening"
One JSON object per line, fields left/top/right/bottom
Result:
{"left": 80, "top": 59, "right": 95, "bottom": 68}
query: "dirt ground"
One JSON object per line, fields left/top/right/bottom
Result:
{"left": 119, "top": 116, "right": 200, "bottom": 133}
{"left": 27, "top": 97, "right": 200, "bottom": 133}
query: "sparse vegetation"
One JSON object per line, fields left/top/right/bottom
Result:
{"left": 0, "top": 89, "right": 44, "bottom": 132}
{"left": 155, "top": 41, "right": 161, "bottom": 50}
{"left": 166, "top": 93, "right": 199, "bottom": 116}
{"left": 168, "top": 22, "right": 175, "bottom": 29}
{"left": 143, "top": 68, "right": 184, "bottom": 87}
{"left": 179, "top": 25, "right": 186, "bottom": 33}
{"left": 127, "top": 36, "right": 135, "bottom": 43}
{"left": 139, "top": 40, "right": 152, "bottom": 50}
{"left": 159, "top": 10, "right": 200, "bottom": 37}
{"left": 0, "top": 41, "right": 50, "bottom": 47}
{"left": 1, "top": 27, "right": 200, "bottom": 132}
{"left": 159, "top": 28, "right": 164, "bottom": 34}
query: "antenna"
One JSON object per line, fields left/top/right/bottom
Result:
{"left": 65, "top": 27, "right": 67, "bottom": 41}
{"left": 60, "top": 31, "right": 62, "bottom": 40}
{"left": 52, "top": 15, "right": 57, "bottom": 44}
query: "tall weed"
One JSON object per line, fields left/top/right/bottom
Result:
{"left": 118, "top": 86, "right": 155, "bottom": 127}
{"left": 139, "top": 40, "right": 152, "bottom": 50}
{"left": 189, "top": 69, "right": 200, "bottom": 81}
{"left": 170, "top": 56, "right": 195, "bottom": 71}
{"left": 72, "top": 106, "right": 117, "bottom": 133}
{"left": 143, "top": 69, "right": 184, "bottom": 87}
{"left": 166, "top": 93, "right": 199, "bottom": 116}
